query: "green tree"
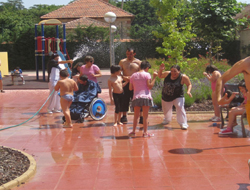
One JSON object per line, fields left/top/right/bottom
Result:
{"left": 150, "top": 0, "right": 196, "bottom": 63}
{"left": 191, "top": 0, "right": 245, "bottom": 62}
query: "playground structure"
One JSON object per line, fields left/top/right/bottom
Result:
{"left": 35, "top": 19, "right": 71, "bottom": 81}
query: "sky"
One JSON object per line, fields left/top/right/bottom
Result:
{"left": 0, "top": 0, "right": 250, "bottom": 9}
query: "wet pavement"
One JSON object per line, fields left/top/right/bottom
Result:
{"left": 1, "top": 71, "right": 250, "bottom": 190}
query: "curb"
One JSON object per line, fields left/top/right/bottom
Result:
{"left": 128, "top": 110, "right": 215, "bottom": 115}
{"left": 0, "top": 147, "right": 36, "bottom": 190}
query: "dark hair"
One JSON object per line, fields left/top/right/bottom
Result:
{"left": 126, "top": 47, "right": 135, "bottom": 53}
{"left": 79, "top": 75, "right": 88, "bottom": 82}
{"left": 73, "top": 62, "right": 84, "bottom": 69}
{"left": 60, "top": 69, "right": 69, "bottom": 77}
{"left": 205, "top": 65, "right": 218, "bottom": 74}
{"left": 50, "top": 53, "right": 59, "bottom": 60}
{"left": 238, "top": 80, "right": 247, "bottom": 92}
{"left": 170, "top": 65, "right": 180, "bottom": 71}
{"left": 140, "top": 60, "right": 151, "bottom": 70}
{"left": 84, "top": 56, "right": 94, "bottom": 63}
{"left": 110, "top": 65, "right": 121, "bottom": 74}
{"left": 16, "top": 67, "right": 20, "bottom": 70}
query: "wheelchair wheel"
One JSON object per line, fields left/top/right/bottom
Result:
{"left": 89, "top": 98, "right": 107, "bottom": 121}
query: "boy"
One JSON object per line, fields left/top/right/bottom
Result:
{"left": 11, "top": 67, "right": 25, "bottom": 85}
{"left": 108, "top": 65, "right": 128, "bottom": 126}
{"left": 55, "top": 69, "right": 78, "bottom": 128}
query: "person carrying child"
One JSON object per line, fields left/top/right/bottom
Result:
{"left": 219, "top": 80, "right": 248, "bottom": 135}
{"left": 11, "top": 67, "right": 25, "bottom": 85}
{"left": 108, "top": 65, "right": 128, "bottom": 126}
{"left": 128, "top": 61, "right": 157, "bottom": 137}
{"left": 55, "top": 69, "right": 78, "bottom": 128}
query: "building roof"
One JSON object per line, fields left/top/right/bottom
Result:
{"left": 235, "top": 4, "right": 250, "bottom": 19}
{"left": 41, "top": 0, "right": 134, "bottom": 19}
{"left": 65, "top": 17, "right": 109, "bottom": 28}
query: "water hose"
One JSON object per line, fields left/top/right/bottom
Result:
{"left": 0, "top": 90, "right": 55, "bottom": 131}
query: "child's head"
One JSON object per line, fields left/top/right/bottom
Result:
{"left": 78, "top": 75, "right": 88, "bottom": 85}
{"left": 84, "top": 56, "right": 94, "bottom": 64}
{"left": 51, "top": 53, "right": 59, "bottom": 60}
{"left": 205, "top": 65, "right": 218, "bottom": 74}
{"left": 60, "top": 69, "right": 69, "bottom": 78}
{"left": 16, "top": 67, "right": 20, "bottom": 70}
{"left": 110, "top": 65, "right": 121, "bottom": 74}
{"left": 140, "top": 61, "right": 151, "bottom": 70}
{"left": 238, "top": 80, "right": 247, "bottom": 94}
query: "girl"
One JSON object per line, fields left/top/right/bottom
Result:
{"left": 203, "top": 65, "right": 222, "bottom": 122}
{"left": 128, "top": 61, "right": 157, "bottom": 137}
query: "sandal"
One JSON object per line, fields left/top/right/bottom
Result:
{"left": 128, "top": 132, "right": 136, "bottom": 137}
{"left": 143, "top": 133, "right": 154, "bottom": 138}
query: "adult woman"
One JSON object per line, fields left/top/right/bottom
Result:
{"left": 129, "top": 61, "right": 157, "bottom": 137}
{"left": 79, "top": 56, "right": 102, "bottom": 83}
{"left": 158, "top": 64, "right": 192, "bottom": 129}
{"left": 203, "top": 65, "right": 222, "bottom": 122}
{"left": 47, "top": 53, "right": 74, "bottom": 114}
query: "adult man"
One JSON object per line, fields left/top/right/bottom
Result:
{"left": 0, "top": 59, "right": 5, "bottom": 93}
{"left": 216, "top": 56, "right": 250, "bottom": 132}
{"left": 119, "top": 48, "right": 141, "bottom": 123}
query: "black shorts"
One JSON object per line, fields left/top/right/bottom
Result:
{"left": 113, "top": 92, "right": 123, "bottom": 113}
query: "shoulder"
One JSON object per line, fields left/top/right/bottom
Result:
{"left": 133, "top": 58, "right": 141, "bottom": 64}
{"left": 93, "top": 64, "right": 100, "bottom": 69}
{"left": 181, "top": 74, "right": 189, "bottom": 79}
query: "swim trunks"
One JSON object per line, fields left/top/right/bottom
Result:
{"left": 61, "top": 94, "right": 74, "bottom": 102}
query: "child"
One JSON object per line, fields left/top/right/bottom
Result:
{"left": 219, "top": 80, "right": 248, "bottom": 135}
{"left": 11, "top": 67, "right": 25, "bottom": 84}
{"left": 129, "top": 61, "right": 157, "bottom": 137}
{"left": 108, "top": 65, "right": 128, "bottom": 126}
{"left": 54, "top": 69, "right": 78, "bottom": 128}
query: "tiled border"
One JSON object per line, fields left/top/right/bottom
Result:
{"left": 0, "top": 146, "right": 36, "bottom": 190}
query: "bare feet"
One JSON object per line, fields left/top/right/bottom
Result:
{"left": 114, "top": 122, "right": 123, "bottom": 126}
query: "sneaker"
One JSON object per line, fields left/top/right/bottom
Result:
{"left": 211, "top": 116, "right": 221, "bottom": 122}
{"left": 143, "top": 133, "right": 154, "bottom": 137}
{"left": 139, "top": 116, "right": 143, "bottom": 124}
{"left": 47, "top": 109, "right": 53, "bottom": 114}
{"left": 209, "top": 116, "right": 216, "bottom": 121}
{"left": 162, "top": 118, "right": 169, "bottom": 125}
{"left": 128, "top": 132, "right": 136, "bottom": 137}
{"left": 22, "top": 81, "right": 25, "bottom": 84}
{"left": 219, "top": 128, "right": 233, "bottom": 135}
{"left": 54, "top": 109, "right": 61, "bottom": 113}
{"left": 181, "top": 124, "right": 188, "bottom": 130}
{"left": 120, "top": 116, "right": 128, "bottom": 124}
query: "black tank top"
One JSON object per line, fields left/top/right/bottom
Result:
{"left": 162, "top": 73, "right": 184, "bottom": 102}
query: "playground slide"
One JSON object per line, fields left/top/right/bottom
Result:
{"left": 57, "top": 50, "right": 72, "bottom": 78}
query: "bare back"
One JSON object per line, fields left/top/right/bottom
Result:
{"left": 119, "top": 58, "right": 141, "bottom": 77}
{"left": 55, "top": 78, "right": 78, "bottom": 96}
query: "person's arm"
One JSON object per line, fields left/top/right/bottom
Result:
{"left": 58, "top": 60, "right": 74, "bottom": 64}
{"left": 73, "top": 81, "right": 78, "bottom": 92}
{"left": 122, "top": 81, "right": 128, "bottom": 87}
{"left": 93, "top": 69, "right": 102, "bottom": 78}
{"left": 158, "top": 63, "right": 169, "bottom": 78}
{"left": 108, "top": 79, "right": 114, "bottom": 105}
{"left": 217, "top": 58, "right": 249, "bottom": 104}
{"left": 219, "top": 92, "right": 236, "bottom": 105}
{"left": 54, "top": 81, "right": 60, "bottom": 91}
{"left": 147, "top": 72, "right": 158, "bottom": 89}
{"left": 183, "top": 75, "right": 192, "bottom": 97}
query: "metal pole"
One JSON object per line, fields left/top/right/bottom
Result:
{"left": 63, "top": 23, "right": 67, "bottom": 59}
{"left": 109, "top": 24, "right": 112, "bottom": 67}
{"left": 35, "top": 24, "right": 39, "bottom": 80}
{"left": 41, "top": 24, "right": 45, "bottom": 81}
{"left": 112, "top": 32, "right": 115, "bottom": 65}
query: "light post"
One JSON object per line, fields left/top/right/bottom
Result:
{"left": 104, "top": 12, "right": 117, "bottom": 66}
